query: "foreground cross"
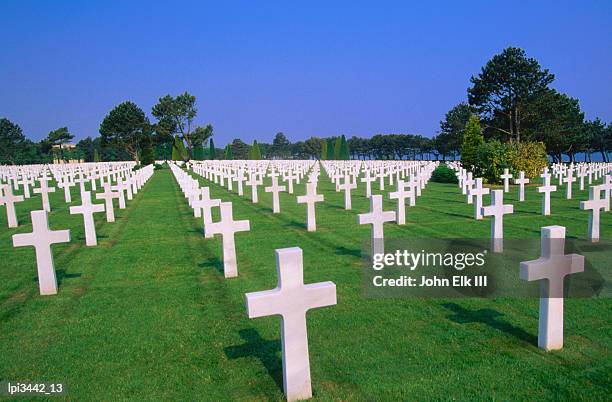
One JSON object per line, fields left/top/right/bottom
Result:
{"left": 1, "top": 184, "right": 24, "bottom": 228}
{"left": 500, "top": 168, "right": 513, "bottom": 192}
{"left": 481, "top": 190, "right": 513, "bottom": 253}
{"left": 520, "top": 226, "right": 584, "bottom": 350}
{"left": 204, "top": 202, "right": 250, "bottom": 277}
{"left": 514, "top": 171, "right": 529, "bottom": 202}
{"left": 12, "top": 210, "right": 71, "bottom": 295}
{"left": 358, "top": 195, "right": 396, "bottom": 257}
{"left": 389, "top": 179, "right": 411, "bottom": 225}
{"left": 245, "top": 247, "right": 336, "bottom": 402}
{"left": 69, "top": 191, "right": 105, "bottom": 246}
{"left": 296, "top": 182, "right": 324, "bottom": 231}
{"left": 537, "top": 171, "right": 556, "bottom": 216}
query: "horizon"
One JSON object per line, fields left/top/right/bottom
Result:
{"left": 1, "top": 1, "right": 611, "bottom": 146}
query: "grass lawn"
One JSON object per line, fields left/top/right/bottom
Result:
{"left": 0, "top": 165, "right": 610, "bottom": 401}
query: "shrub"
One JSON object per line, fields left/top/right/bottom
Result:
{"left": 475, "top": 140, "right": 548, "bottom": 183}
{"left": 511, "top": 141, "right": 548, "bottom": 179}
{"left": 460, "top": 115, "right": 484, "bottom": 169}
{"left": 431, "top": 164, "right": 459, "bottom": 183}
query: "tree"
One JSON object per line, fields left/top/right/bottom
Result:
{"left": 76, "top": 137, "right": 95, "bottom": 162}
{"left": 231, "top": 138, "right": 250, "bottom": 159}
{"left": 249, "top": 140, "right": 262, "bottom": 159}
{"left": 338, "top": 134, "right": 350, "bottom": 160}
{"left": 468, "top": 47, "right": 555, "bottom": 142}
{"left": 208, "top": 138, "right": 216, "bottom": 160}
{"left": 461, "top": 115, "right": 484, "bottom": 169}
{"left": 100, "top": 101, "right": 150, "bottom": 163}
{"left": 191, "top": 124, "right": 213, "bottom": 160}
{"left": 224, "top": 144, "right": 233, "bottom": 160}
{"left": 320, "top": 139, "right": 328, "bottom": 160}
{"left": 151, "top": 92, "right": 211, "bottom": 160}
{"left": 439, "top": 103, "right": 474, "bottom": 156}
{"left": 333, "top": 136, "right": 342, "bottom": 160}
{"left": 0, "top": 118, "right": 29, "bottom": 164}
{"left": 583, "top": 118, "right": 609, "bottom": 162}
{"left": 46, "top": 127, "right": 74, "bottom": 161}
{"left": 271, "top": 132, "right": 291, "bottom": 159}
{"left": 326, "top": 138, "right": 335, "bottom": 160}
{"left": 304, "top": 137, "right": 323, "bottom": 159}
{"left": 171, "top": 135, "right": 188, "bottom": 161}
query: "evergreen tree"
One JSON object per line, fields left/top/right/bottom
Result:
{"left": 326, "top": 138, "right": 335, "bottom": 160}
{"left": 93, "top": 148, "right": 101, "bottom": 162}
{"left": 208, "top": 138, "right": 215, "bottom": 159}
{"left": 339, "top": 134, "right": 350, "bottom": 160}
{"left": 172, "top": 135, "right": 188, "bottom": 161}
{"left": 321, "top": 140, "right": 328, "bottom": 160}
{"left": 224, "top": 144, "right": 233, "bottom": 159}
{"left": 250, "top": 140, "right": 262, "bottom": 159}
{"left": 333, "top": 136, "right": 342, "bottom": 160}
{"left": 461, "top": 115, "right": 484, "bottom": 169}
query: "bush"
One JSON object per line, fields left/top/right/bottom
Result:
{"left": 154, "top": 163, "right": 164, "bottom": 170}
{"left": 460, "top": 115, "right": 484, "bottom": 169}
{"left": 431, "top": 164, "right": 459, "bottom": 183}
{"left": 475, "top": 140, "right": 548, "bottom": 183}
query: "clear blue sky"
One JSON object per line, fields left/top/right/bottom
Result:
{"left": 1, "top": 0, "right": 611, "bottom": 146}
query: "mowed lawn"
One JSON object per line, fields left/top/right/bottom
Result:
{"left": 0, "top": 165, "right": 610, "bottom": 401}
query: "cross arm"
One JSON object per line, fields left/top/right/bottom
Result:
{"left": 304, "top": 282, "right": 337, "bottom": 311}
{"left": 245, "top": 288, "right": 283, "bottom": 318}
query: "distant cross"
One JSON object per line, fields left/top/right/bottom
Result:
{"left": 33, "top": 175, "right": 56, "bottom": 212}
{"left": 234, "top": 169, "right": 246, "bottom": 196}
{"left": 58, "top": 175, "right": 73, "bottom": 203}
{"left": 69, "top": 191, "right": 105, "bottom": 246}
{"left": 338, "top": 174, "right": 356, "bottom": 210}
{"left": 471, "top": 178, "right": 489, "bottom": 220}
{"left": 358, "top": 194, "right": 396, "bottom": 257}
{"left": 500, "top": 168, "right": 513, "bottom": 192}
{"left": 520, "top": 226, "right": 584, "bottom": 351}
{"left": 193, "top": 187, "right": 221, "bottom": 238}
{"left": 297, "top": 182, "right": 324, "bottom": 231}
{"left": 579, "top": 185, "right": 607, "bottom": 242}
{"left": 537, "top": 171, "right": 557, "bottom": 216}
{"left": 96, "top": 182, "right": 119, "bottom": 222}
{"left": 376, "top": 169, "right": 386, "bottom": 191}
{"left": 360, "top": 169, "right": 375, "bottom": 197}
{"left": 12, "top": 210, "right": 70, "bottom": 295}
{"left": 17, "top": 175, "right": 31, "bottom": 198}
{"left": 245, "top": 247, "right": 336, "bottom": 402}
{"left": 204, "top": 202, "right": 250, "bottom": 278}
{"left": 514, "top": 171, "right": 529, "bottom": 202}
{"left": 284, "top": 171, "right": 298, "bottom": 194}
{"left": 600, "top": 174, "right": 611, "bottom": 212}
{"left": 0, "top": 184, "right": 24, "bottom": 228}
{"left": 563, "top": 168, "right": 576, "bottom": 199}
{"left": 389, "top": 180, "right": 411, "bottom": 225}
{"left": 265, "top": 176, "right": 286, "bottom": 214}
{"left": 464, "top": 173, "right": 475, "bottom": 204}
{"left": 481, "top": 189, "right": 514, "bottom": 253}
{"left": 246, "top": 174, "right": 262, "bottom": 203}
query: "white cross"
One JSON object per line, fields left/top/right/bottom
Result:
{"left": 265, "top": 176, "right": 286, "bottom": 214}
{"left": 17, "top": 175, "right": 31, "bottom": 198}
{"left": 464, "top": 173, "right": 474, "bottom": 204}
{"left": 245, "top": 247, "right": 336, "bottom": 402}
{"left": 471, "top": 178, "right": 489, "bottom": 220}
{"left": 389, "top": 180, "right": 411, "bottom": 225}
{"left": 358, "top": 195, "right": 396, "bottom": 257}
{"left": 234, "top": 170, "right": 246, "bottom": 196}
{"left": 111, "top": 180, "right": 127, "bottom": 209}
{"left": 297, "top": 182, "right": 324, "bottom": 231}
{"left": 96, "top": 182, "right": 119, "bottom": 222}
{"left": 481, "top": 189, "right": 513, "bottom": 252}
{"left": 500, "top": 168, "right": 513, "bottom": 192}
{"left": 58, "top": 175, "right": 73, "bottom": 203}
{"left": 600, "top": 174, "right": 611, "bottom": 212}
{"left": 579, "top": 185, "right": 606, "bottom": 242}
{"left": 12, "top": 210, "right": 71, "bottom": 295}
{"left": 204, "top": 202, "right": 250, "bottom": 278}
{"left": 69, "top": 191, "right": 105, "bottom": 246}
{"left": 537, "top": 171, "right": 557, "bottom": 216}
{"left": 246, "top": 174, "right": 262, "bottom": 203}
{"left": 563, "top": 168, "right": 576, "bottom": 199}
{"left": 520, "top": 225, "right": 584, "bottom": 351}
{"left": 514, "top": 171, "right": 529, "bottom": 202}
{"left": 284, "top": 171, "right": 298, "bottom": 194}
{"left": 1, "top": 184, "right": 24, "bottom": 228}
{"left": 360, "top": 170, "right": 375, "bottom": 197}
{"left": 338, "top": 174, "right": 356, "bottom": 210}
{"left": 193, "top": 187, "right": 221, "bottom": 238}
{"left": 33, "top": 175, "right": 56, "bottom": 212}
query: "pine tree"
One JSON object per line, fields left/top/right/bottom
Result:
{"left": 321, "top": 140, "right": 328, "bottom": 160}
{"left": 172, "top": 135, "right": 188, "bottom": 161}
{"left": 461, "top": 115, "right": 484, "bottom": 169}
{"left": 251, "top": 140, "right": 262, "bottom": 160}
{"left": 339, "top": 134, "right": 350, "bottom": 160}
{"left": 333, "top": 136, "right": 342, "bottom": 160}
{"left": 224, "top": 144, "right": 233, "bottom": 160}
{"left": 326, "top": 138, "right": 335, "bottom": 160}
{"left": 93, "top": 148, "right": 101, "bottom": 162}
{"left": 208, "top": 138, "right": 216, "bottom": 160}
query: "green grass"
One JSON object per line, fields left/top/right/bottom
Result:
{"left": 0, "top": 166, "right": 610, "bottom": 401}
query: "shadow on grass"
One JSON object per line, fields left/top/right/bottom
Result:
{"left": 53, "top": 270, "right": 82, "bottom": 286}
{"left": 224, "top": 328, "right": 283, "bottom": 392}
{"left": 442, "top": 302, "right": 536, "bottom": 345}
{"left": 198, "top": 257, "right": 224, "bottom": 275}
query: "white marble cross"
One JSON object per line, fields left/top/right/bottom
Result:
{"left": 360, "top": 170, "right": 375, "bottom": 197}
{"left": 514, "top": 171, "right": 529, "bottom": 202}
{"left": 204, "top": 202, "right": 250, "bottom": 278}
{"left": 245, "top": 247, "right": 336, "bottom": 402}
{"left": 537, "top": 171, "right": 557, "bottom": 216}
{"left": 338, "top": 174, "right": 356, "bottom": 210}
{"left": 563, "top": 168, "right": 576, "bottom": 199}
{"left": 465, "top": 173, "right": 474, "bottom": 204}
{"left": 246, "top": 174, "right": 262, "bottom": 203}
{"left": 296, "top": 182, "right": 324, "bottom": 231}
{"left": 70, "top": 191, "right": 105, "bottom": 246}
{"left": 12, "top": 210, "right": 71, "bottom": 295}
{"left": 58, "top": 175, "right": 73, "bottom": 203}
{"left": 358, "top": 195, "right": 396, "bottom": 256}
{"left": 580, "top": 185, "right": 606, "bottom": 242}
{"left": 520, "top": 225, "right": 584, "bottom": 351}
{"left": 33, "top": 175, "right": 56, "bottom": 212}
{"left": 17, "top": 175, "right": 31, "bottom": 198}
{"left": 389, "top": 180, "right": 411, "bottom": 225}
{"left": 500, "top": 168, "right": 513, "bottom": 192}
{"left": 265, "top": 176, "right": 286, "bottom": 213}
{"left": 96, "top": 182, "right": 119, "bottom": 222}
{"left": 600, "top": 174, "right": 611, "bottom": 212}
{"left": 481, "top": 189, "right": 514, "bottom": 253}
{"left": 471, "top": 178, "right": 489, "bottom": 220}
{"left": 193, "top": 187, "right": 221, "bottom": 238}
{"left": 1, "top": 184, "right": 24, "bottom": 228}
